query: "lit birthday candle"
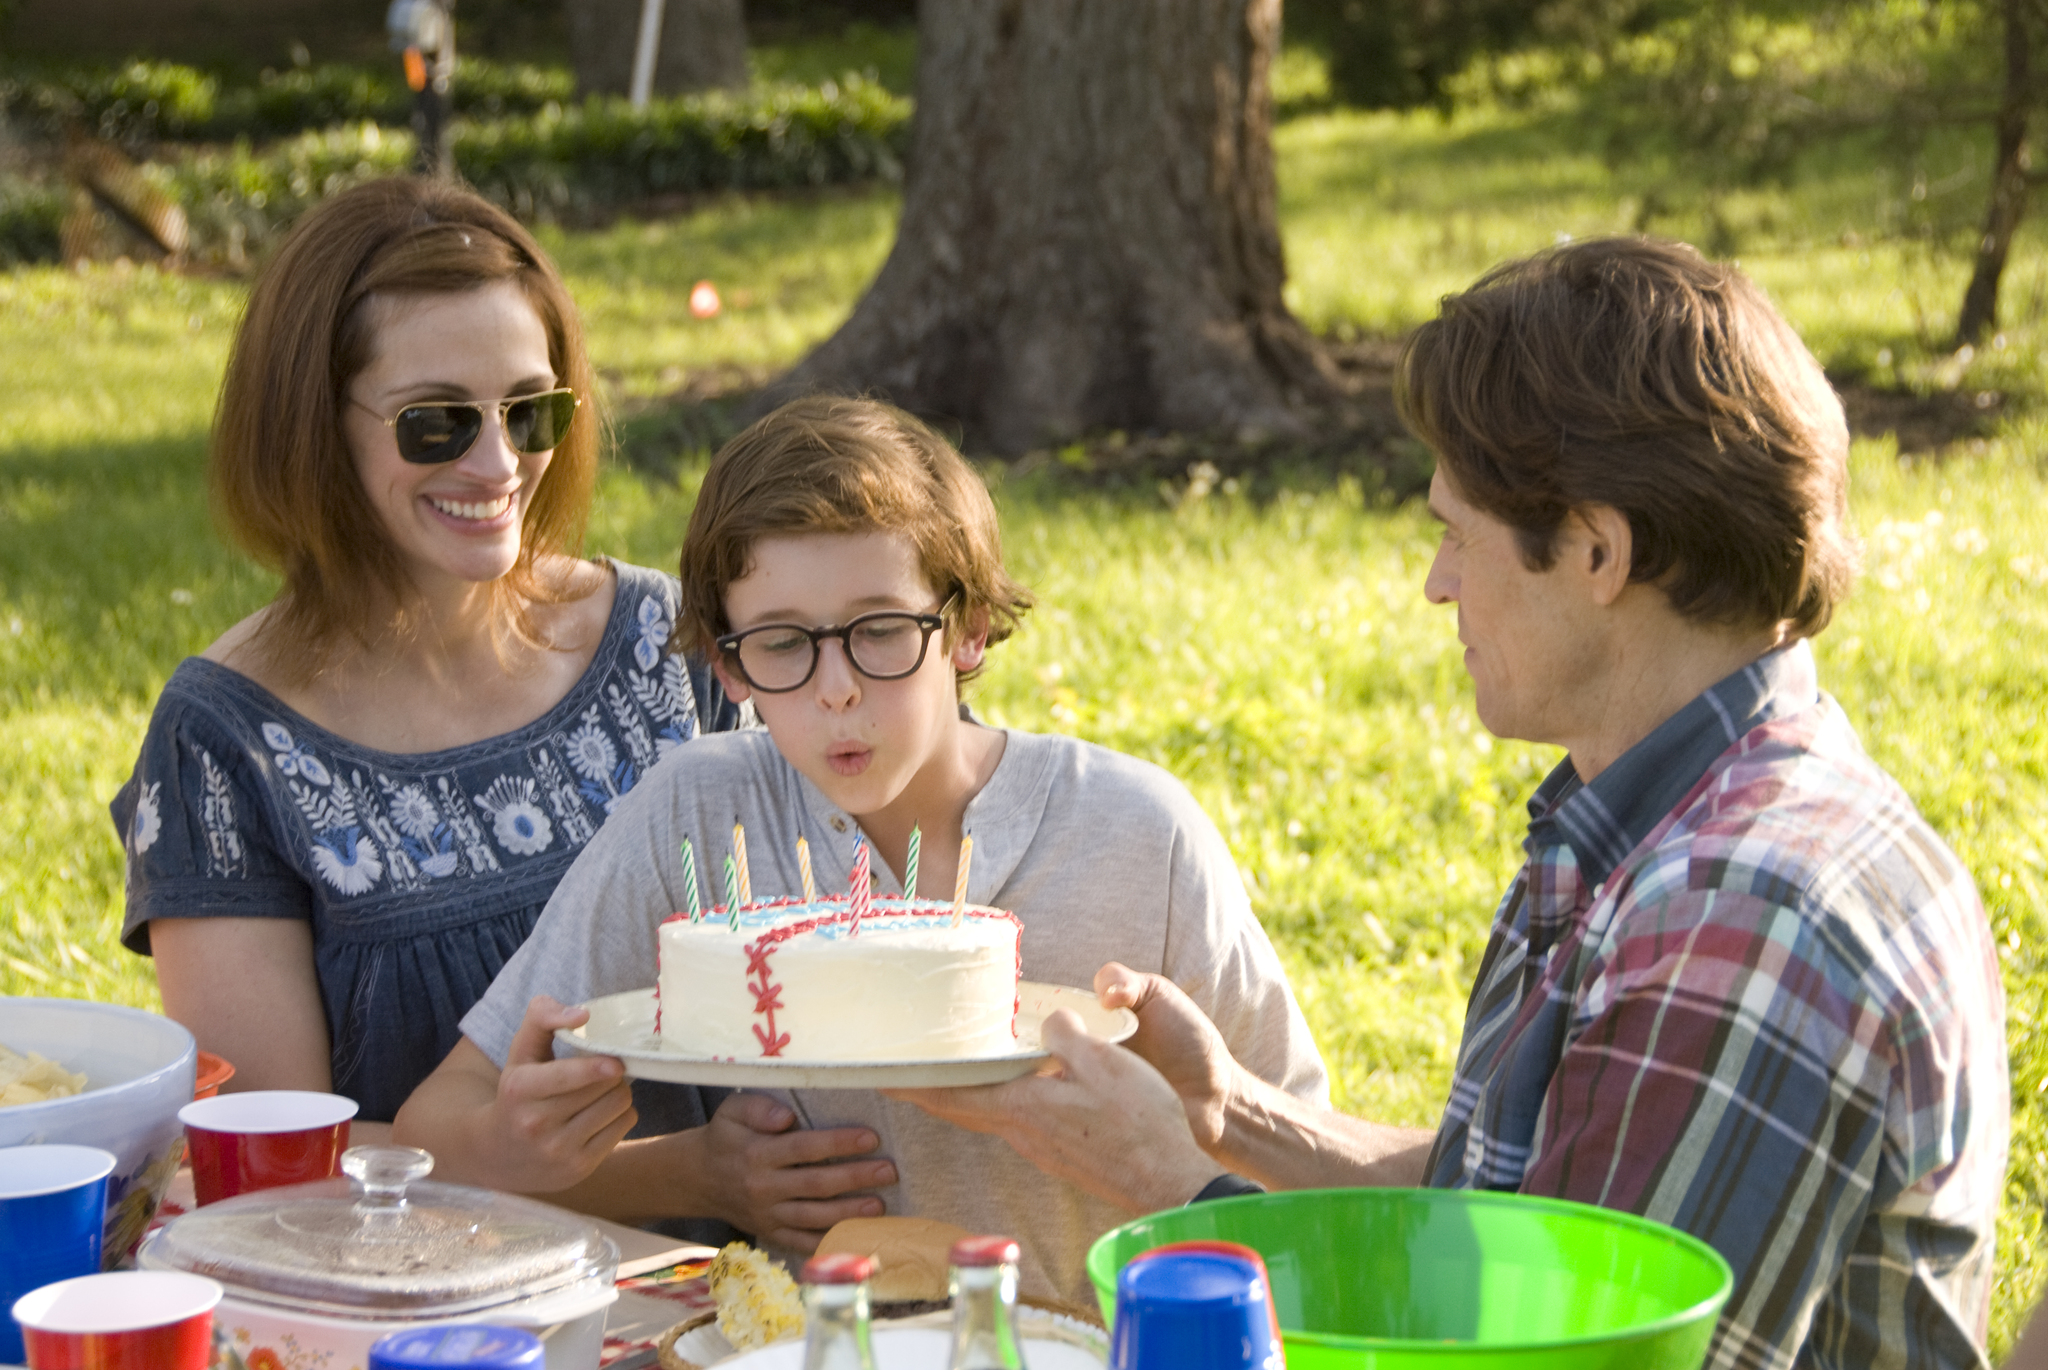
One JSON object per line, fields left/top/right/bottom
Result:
{"left": 679, "top": 836, "right": 703, "bottom": 922}
{"left": 796, "top": 835, "right": 817, "bottom": 904}
{"left": 951, "top": 833, "right": 973, "bottom": 927}
{"left": 849, "top": 836, "right": 871, "bottom": 937}
{"left": 723, "top": 854, "right": 742, "bottom": 931}
{"left": 732, "top": 821, "right": 752, "bottom": 906}
{"left": 903, "top": 824, "right": 921, "bottom": 901}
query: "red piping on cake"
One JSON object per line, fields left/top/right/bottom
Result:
{"left": 743, "top": 939, "right": 791, "bottom": 1056}
{"left": 698, "top": 898, "right": 1025, "bottom": 1057}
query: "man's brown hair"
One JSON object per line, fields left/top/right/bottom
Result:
{"left": 1397, "top": 236, "right": 1857, "bottom": 638}
{"left": 676, "top": 396, "right": 1031, "bottom": 680}
{"left": 212, "top": 176, "right": 599, "bottom": 681}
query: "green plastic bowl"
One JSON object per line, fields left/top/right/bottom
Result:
{"left": 1086, "top": 1188, "right": 1732, "bottom": 1370}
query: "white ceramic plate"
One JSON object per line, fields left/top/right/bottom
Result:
{"left": 676, "top": 1317, "right": 1107, "bottom": 1370}
{"left": 557, "top": 982, "right": 1136, "bottom": 1088}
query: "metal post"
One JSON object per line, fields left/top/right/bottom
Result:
{"left": 630, "top": 0, "right": 667, "bottom": 109}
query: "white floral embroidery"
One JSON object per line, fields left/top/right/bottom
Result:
{"left": 310, "top": 826, "right": 384, "bottom": 895}
{"left": 343, "top": 768, "right": 416, "bottom": 890}
{"left": 631, "top": 655, "right": 699, "bottom": 760}
{"left": 560, "top": 706, "right": 632, "bottom": 814}
{"left": 634, "top": 594, "right": 670, "bottom": 672}
{"left": 197, "top": 748, "right": 247, "bottom": 878}
{"left": 380, "top": 778, "right": 459, "bottom": 879}
{"left": 388, "top": 784, "right": 440, "bottom": 840}
{"left": 529, "top": 750, "right": 597, "bottom": 849}
{"left": 286, "top": 775, "right": 351, "bottom": 834}
{"left": 438, "top": 775, "right": 501, "bottom": 873}
{"left": 565, "top": 719, "right": 620, "bottom": 782}
{"left": 130, "top": 782, "right": 162, "bottom": 856}
{"left": 475, "top": 775, "right": 553, "bottom": 857}
{"left": 262, "top": 721, "right": 332, "bottom": 787}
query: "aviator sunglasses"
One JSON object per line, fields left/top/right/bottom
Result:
{"left": 354, "top": 388, "right": 581, "bottom": 464}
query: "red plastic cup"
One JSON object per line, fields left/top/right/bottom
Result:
{"left": 12, "top": 1270, "right": 222, "bottom": 1370}
{"left": 178, "top": 1090, "right": 358, "bottom": 1206}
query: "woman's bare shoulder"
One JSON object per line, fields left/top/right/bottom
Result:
{"left": 199, "top": 606, "right": 275, "bottom": 673}
{"left": 532, "top": 553, "right": 619, "bottom": 648}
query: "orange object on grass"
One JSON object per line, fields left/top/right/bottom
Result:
{"left": 689, "top": 280, "right": 722, "bottom": 318}
{"left": 193, "top": 1051, "right": 235, "bottom": 1100}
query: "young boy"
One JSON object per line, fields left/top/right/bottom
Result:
{"left": 395, "top": 395, "right": 1328, "bottom": 1303}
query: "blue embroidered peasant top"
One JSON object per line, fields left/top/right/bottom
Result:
{"left": 110, "top": 560, "right": 741, "bottom": 1121}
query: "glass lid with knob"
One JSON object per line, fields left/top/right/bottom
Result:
{"left": 140, "top": 1145, "right": 618, "bottom": 1317}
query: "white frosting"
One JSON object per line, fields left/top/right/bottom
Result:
{"left": 658, "top": 897, "right": 1021, "bottom": 1061}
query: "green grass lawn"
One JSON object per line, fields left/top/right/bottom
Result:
{"left": 2, "top": 91, "right": 2044, "bottom": 1354}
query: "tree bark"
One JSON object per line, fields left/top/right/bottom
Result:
{"left": 1956, "top": 0, "right": 2037, "bottom": 346}
{"left": 759, "top": 0, "right": 1340, "bottom": 455}
{"left": 569, "top": 0, "right": 748, "bottom": 97}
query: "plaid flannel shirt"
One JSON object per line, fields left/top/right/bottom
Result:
{"left": 1424, "top": 641, "right": 2008, "bottom": 1370}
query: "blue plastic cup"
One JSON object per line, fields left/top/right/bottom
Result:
{"left": 1111, "top": 1247, "right": 1286, "bottom": 1370}
{"left": 0, "top": 1144, "right": 118, "bottom": 1364}
{"left": 369, "top": 1326, "right": 547, "bottom": 1368}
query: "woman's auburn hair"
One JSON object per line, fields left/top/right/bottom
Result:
{"left": 211, "top": 176, "right": 600, "bottom": 682}
{"left": 1397, "top": 235, "right": 1858, "bottom": 639}
{"left": 675, "top": 395, "right": 1032, "bottom": 682}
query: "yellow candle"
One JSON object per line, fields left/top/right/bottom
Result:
{"left": 732, "top": 821, "right": 751, "bottom": 905}
{"left": 951, "top": 834, "right": 973, "bottom": 926}
{"left": 796, "top": 835, "right": 817, "bottom": 904}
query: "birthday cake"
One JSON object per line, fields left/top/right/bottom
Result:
{"left": 658, "top": 894, "right": 1022, "bottom": 1062}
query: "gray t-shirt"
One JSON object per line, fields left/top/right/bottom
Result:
{"left": 463, "top": 726, "right": 1329, "bottom": 1303}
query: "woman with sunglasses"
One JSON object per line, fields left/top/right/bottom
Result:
{"left": 108, "top": 178, "right": 741, "bottom": 1138}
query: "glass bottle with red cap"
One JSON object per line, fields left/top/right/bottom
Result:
{"left": 945, "top": 1235, "right": 1029, "bottom": 1369}
{"left": 801, "top": 1251, "right": 879, "bottom": 1370}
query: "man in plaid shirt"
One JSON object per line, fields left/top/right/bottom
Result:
{"left": 900, "top": 238, "right": 2009, "bottom": 1369}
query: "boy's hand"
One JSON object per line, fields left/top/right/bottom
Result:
{"left": 1093, "top": 962, "right": 1239, "bottom": 1149}
{"left": 485, "top": 995, "right": 640, "bottom": 1193}
{"left": 695, "top": 1094, "right": 898, "bottom": 1251}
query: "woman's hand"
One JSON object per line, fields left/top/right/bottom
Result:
{"left": 690, "top": 1095, "right": 897, "bottom": 1251}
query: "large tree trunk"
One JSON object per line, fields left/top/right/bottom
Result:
{"left": 1956, "top": 0, "right": 2036, "bottom": 346}
{"left": 569, "top": 0, "right": 748, "bottom": 97}
{"left": 760, "top": 0, "right": 1340, "bottom": 455}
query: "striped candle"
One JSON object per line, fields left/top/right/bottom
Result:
{"left": 796, "top": 835, "right": 817, "bottom": 903}
{"left": 732, "top": 821, "right": 752, "bottom": 906}
{"left": 723, "top": 854, "right": 742, "bottom": 931}
{"left": 849, "top": 837, "right": 871, "bottom": 937}
{"left": 951, "top": 834, "right": 973, "bottom": 927}
{"left": 680, "top": 837, "right": 703, "bottom": 921}
{"left": 903, "top": 824, "right": 921, "bottom": 900}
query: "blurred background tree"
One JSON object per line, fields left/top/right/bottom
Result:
{"left": 1285, "top": 0, "right": 2039, "bottom": 344}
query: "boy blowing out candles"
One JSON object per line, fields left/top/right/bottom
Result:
{"left": 394, "top": 395, "right": 1329, "bottom": 1304}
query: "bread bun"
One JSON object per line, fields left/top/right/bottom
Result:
{"left": 815, "top": 1216, "right": 974, "bottom": 1303}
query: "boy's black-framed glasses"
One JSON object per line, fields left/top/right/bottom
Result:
{"left": 716, "top": 599, "right": 955, "bottom": 693}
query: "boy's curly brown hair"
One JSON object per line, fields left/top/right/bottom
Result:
{"left": 676, "top": 396, "right": 1032, "bottom": 682}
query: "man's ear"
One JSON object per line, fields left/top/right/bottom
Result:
{"left": 1574, "top": 504, "right": 1634, "bottom": 607}
{"left": 950, "top": 608, "right": 991, "bottom": 673}
{"left": 710, "top": 654, "right": 753, "bottom": 703}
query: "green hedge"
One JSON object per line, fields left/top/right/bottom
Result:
{"left": 0, "top": 177, "right": 64, "bottom": 266}
{"left": 0, "top": 77, "right": 910, "bottom": 267}
{"left": 0, "top": 58, "right": 578, "bottom": 143}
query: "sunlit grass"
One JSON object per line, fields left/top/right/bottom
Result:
{"left": 2, "top": 88, "right": 2043, "bottom": 1352}
{"left": 542, "top": 189, "right": 898, "bottom": 399}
